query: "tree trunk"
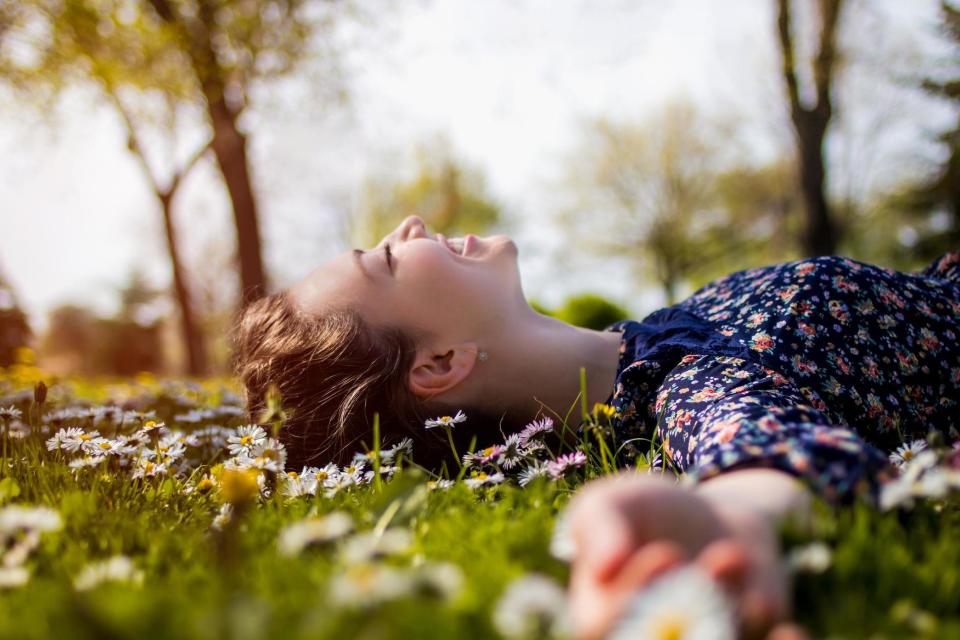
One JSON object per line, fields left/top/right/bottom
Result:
{"left": 159, "top": 192, "right": 208, "bottom": 376}
{"left": 776, "top": 0, "right": 844, "bottom": 257}
{"left": 207, "top": 97, "right": 268, "bottom": 308}
{"left": 795, "top": 117, "right": 837, "bottom": 255}
{"left": 145, "top": 0, "right": 268, "bottom": 309}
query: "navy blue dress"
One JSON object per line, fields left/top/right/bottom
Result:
{"left": 601, "top": 252, "right": 960, "bottom": 505}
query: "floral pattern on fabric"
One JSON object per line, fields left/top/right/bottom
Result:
{"left": 603, "top": 252, "right": 960, "bottom": 506}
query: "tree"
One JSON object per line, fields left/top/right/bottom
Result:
{"left": 40, "top": 270, "right": 166, "bottom": 375}
{"left": 560, "top": 101, "right": 764, "bottom": 304}
{"left": 712, "top": 157, "right": 805, "bottom": 270}
{"left": 0, "top": 271, "right": 32, "bottom": 368}
{"left": 3, "top": 0, "right": 347, "bottom": 313}
{"left": 776, "top": 0, "right": 846, "bottom": 256}
{"left": 351, "top": 139, "right": 503, "bottom": 248}
{"left": 895, "top": 0, "right": 960, "bottom": 261}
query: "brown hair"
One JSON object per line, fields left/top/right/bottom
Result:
{"left": 229, "top": 290, "right": 509, "bottom": 470}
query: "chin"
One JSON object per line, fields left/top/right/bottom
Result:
{"left": 490, "top": 234, "right": 518, "bottom": 253}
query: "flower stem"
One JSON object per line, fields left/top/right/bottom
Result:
{"left": 444, "top": 426, "right": 459, "bottom": 469}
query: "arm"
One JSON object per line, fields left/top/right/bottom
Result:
{"left": 695, "top": 467, "right": 814, "bottom": 534}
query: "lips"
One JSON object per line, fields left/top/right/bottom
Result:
{"left": 436, "top": 233, "right": 472, "bottom": 256}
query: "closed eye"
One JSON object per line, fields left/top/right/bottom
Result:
{"left": 383, "top": 242, "right": 393, "bottom": 272}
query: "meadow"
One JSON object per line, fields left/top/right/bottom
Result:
{"left": 0, "top": 353, "right": 958, "bottom": 640}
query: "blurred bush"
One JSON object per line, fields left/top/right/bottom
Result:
{"left": 531, "top": 293, "right": 630, "bottom": 331}
{"left": 0, "top": 273, "right": 32, "bottom": 367}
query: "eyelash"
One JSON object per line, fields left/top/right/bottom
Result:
{"left": 383, "top": 243, "right": 392, "bottom": 268}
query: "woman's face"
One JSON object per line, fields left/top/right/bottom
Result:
{"left": 288, "top": 216, "right": 526, "bottom": 344}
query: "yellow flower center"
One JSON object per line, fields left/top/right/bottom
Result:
{"left": 287, "top": 471, "right": 299, "bottom": 478}
{"left": 482, "top": 446, "right": 496, "bottom": 457}
{"left": 316, "top": 471, "right": 328, "bottom": 481}
{"left": 79, "top": 434, "right": 92, "bottom": 441}
{"left": 144, "top": 420, "right": 157, "bottom": 429}
{"left": 440, "top": 416, "right": 452, "bottom": 423}
{"left": 240, "top": 435, "right": 253, "bottom": 446}
{"left": 655, "top": 616, "right": 686, "bottom": 640}
{"left": 903, "top": 450, "right": 914, "bottom": 460}
{"left": 98, "top": 442, "right": 111, "bottom": 450}
{"left": 475, "top": 472, "right": 488, "bottom": 480}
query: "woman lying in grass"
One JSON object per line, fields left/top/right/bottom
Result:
{"left": 232, "top": 214, "right": 960, "bottom": 639}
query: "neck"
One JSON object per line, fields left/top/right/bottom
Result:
{"left": 476, "top": 307, "right": 625, "bottom": 427}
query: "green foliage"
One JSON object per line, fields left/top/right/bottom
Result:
{"left": 352, "top": 138, "right": 503, "bottom": 248}
{"left": 0, "top": 272, "right": 32, "bottom": 368}
{"left": 0, "top": 373, "right": 958, "bottom": 639}
{"left": 559, "top": 101, "right": 803, "bottom": 304}
{"left": 538, "top": 293, "right": 630, "bottom": 331}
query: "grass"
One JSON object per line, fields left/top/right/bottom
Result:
{"left": 0, "top": 364, "right": 957, "bottom": 640}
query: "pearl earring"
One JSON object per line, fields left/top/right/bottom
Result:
{"left": 478, "top": 350, "right": 489, "bottom": 362}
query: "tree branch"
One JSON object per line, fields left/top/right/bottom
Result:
{"left": 776, "top": 0, "right": 803, "bottom": 118}
{"left": 813, "top": 0, "right": 844, "bottom": 118}
{"left": 107, "top": 90, "right": 162, "bottom": 196}
{"left": 169, "top": 138, "right": 213, "bottom": 194}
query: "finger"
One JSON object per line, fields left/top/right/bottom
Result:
{"left": 740, "top": 588, "right": 783, "bottom": 640}
{"left": 568, "top": 497, "right": 635, "bottom": 583}
{"left": 570, "top": 541, "right": 687, "bottom": 640}
{"left": 765, "top": 622, "right": 810, "bottom": 640}
{"left": 611, "top": 539, "right": 687, "bottom": 592}
{"left": 696, "top": 538, "right": 751, "bottom": 593}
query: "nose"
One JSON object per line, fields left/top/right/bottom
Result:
{"left": 399, "top": 215, "right": 427, "bottom": 241}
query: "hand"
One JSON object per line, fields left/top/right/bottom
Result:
{"left": 565, "top": 473, "right": 796, "bottom": 640}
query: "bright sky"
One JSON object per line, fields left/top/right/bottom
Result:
{"left": 0, "top": 0, "right": 955, "bottom": 332}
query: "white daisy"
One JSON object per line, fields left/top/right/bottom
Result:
{"left": 45, "top": 427, "right": 84, "bottom": 452}
{"left": 548, "top": 508, "right": 576, "bottom": 562}
{"left": 211, "top": 503, "right": 233, "bottom": 531}
{"left": 247, "top": 437, "right": 287, "bottom": 472}
{"left": 409, "top": 561, "right": 464, "bottom": 601}
{"left": 6, "top": 422, "right": 28, "bottom": 440}
{"left": 302, "top": 463, "right": 340, "bottom": 492}
{"left": 464, "top": 471, "right": 505, "bottom": 489}
{"left": 499, "top": 434, "right": 526, "bottom": 470}
{"left": 518, "top": 462, "right": 551, "bottom": 488}
{"left": 607, "top": 566, "right": 737, "bottom": 640}
{"left": 131, "top": 458, "right": 169, "bottom": 479}
{"left": 327, "top": 562, "right": 414, "bottom": 608}
{"left": 786, "top": 542, "right": 832, "bottom": 574}
{"left": 889, "top": 439, "right": 929, "bottom": 467}
{"left": 0, "top": 406, "right": 22, "bottom": 421}
{"left": 0, "top": 566, "right": 30, "bottom": 589}
{"left": 547, "top": 451, "right": 588, "bottom": 480}
{"left": 339, "top": 460, "right": 368, "bottom": 484}
{"left": 492, "top": 573, "right": 570, "bottom": 640}
{"left": 62, "top": 430, "right": 99, "bottom": 454}
{"left": 86, "top": 438, "right": 125, "bottom": 456}
{"left": 73, "top": 555, "right": 144, "bottom": 591}
{"left": 426, "top": 479, "right": 455, "bottom": 491}
{"left": 517, "top": 417, "right": 555, "bottom": 447}
{"left": 424, "top": 410, "right": 467, "bottom": 429}
{"left": 382, "top": 437, "right": 414, "bottom": 463}
{"left": 277, "top": 512, "right": 354, "bottom": 557}
{"left": 340, "top": 528, "right": 413, "bottom": 564}
{"left": 227, "top": 425, "right": 268, "bottom": 457}
{"left": 69, "top": 456, "right": 106, "bottom": 470}
{"left": 0, "top": 505, "right": 62, "bottom": 534}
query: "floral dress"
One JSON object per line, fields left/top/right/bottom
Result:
{"left": 602, "top": 252, "right": 960, "bottom": 506}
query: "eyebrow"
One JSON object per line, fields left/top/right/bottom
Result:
{"left": 351, "top": 249, "right": 372, "bottom": 280}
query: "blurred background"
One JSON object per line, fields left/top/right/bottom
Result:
{"left": 0, "top": 0, "right": 957, "bottom": 378}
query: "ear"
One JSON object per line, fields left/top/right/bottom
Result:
{"left": 408, "top": 342, "right": 480, "bottom": 399}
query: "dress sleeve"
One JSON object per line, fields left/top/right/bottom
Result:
{"left": 653, "top": 354, "right": 896, "bottom": 506}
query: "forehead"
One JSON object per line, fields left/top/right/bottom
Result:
{"left": 287, "top": 251, "right": 369, "bottom": 316}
